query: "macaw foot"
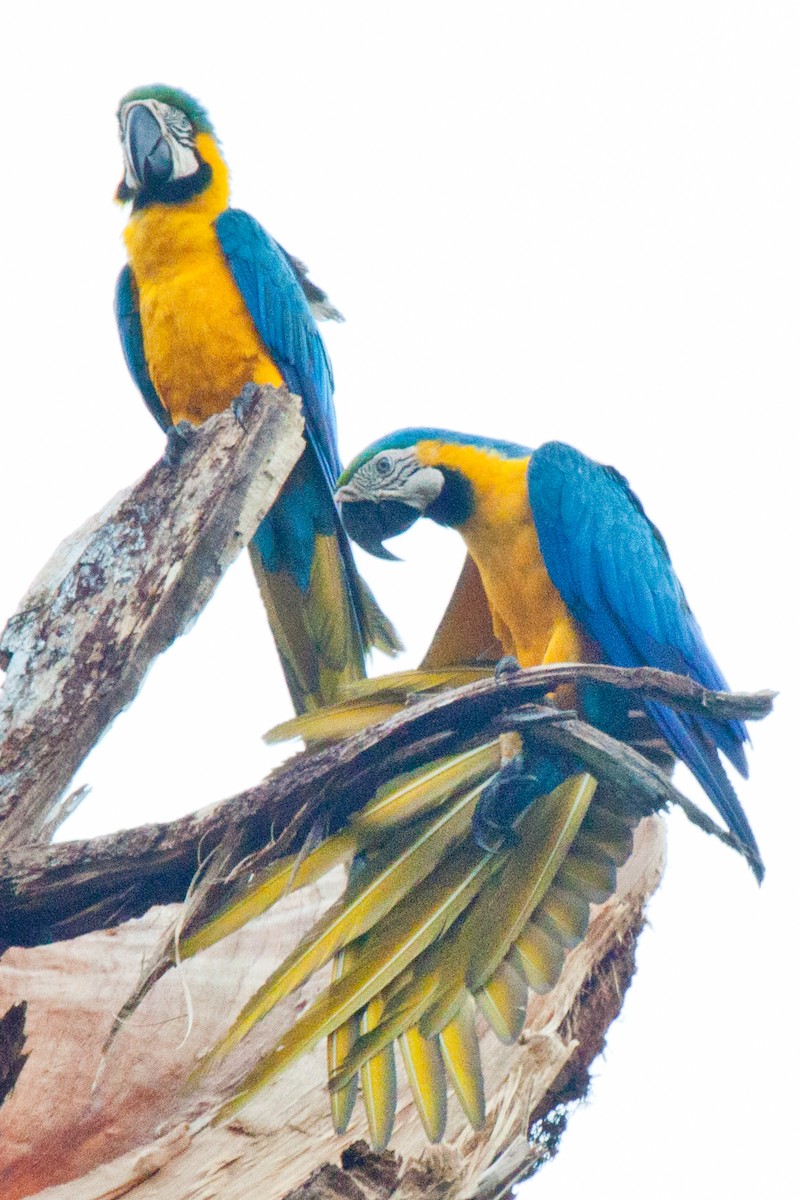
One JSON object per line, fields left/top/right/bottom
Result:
{"left": 164, "top": 421, "right": 198, "bottom": 466}
{"left": 494, "top": 655, "right": 521, "bottom": 680}
{"left": 472, "top": 747, "right": 576, "bottom": 852}
{"left": 232, "top": 382, "right": 261, "bottom": 428}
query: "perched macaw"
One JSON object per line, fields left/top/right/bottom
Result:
{"left": 174, "top": 428, "right": 761, "bottom": 1150}
{"left": 114, "top": 85, "right": 399, "bottom": 711}
{"left": 336, "top": 428, "right": 761, "bottom": 868}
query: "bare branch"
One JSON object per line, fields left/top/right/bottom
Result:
{"left": 0, "top": 664, "right": 771, "bottom": 950}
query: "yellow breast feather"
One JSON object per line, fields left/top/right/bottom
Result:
{"left": 123, "top": 133, "right": 282, "bottom": 425}
{"left": 416, "top": 440, "right": 586, "bottom": 667}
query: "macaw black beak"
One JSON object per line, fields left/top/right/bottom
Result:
{"left": 337, "top": 497, "right": 420, "bottom": 561}
{"left": 125, "top": 103, "right": 173, "bottom": 187}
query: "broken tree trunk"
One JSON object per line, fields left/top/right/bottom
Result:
{"left": 0, "top": 817, "right": 666, "bottom": 1200}
{"left": 0, "top": 386, "right": 304, "bottom": 849}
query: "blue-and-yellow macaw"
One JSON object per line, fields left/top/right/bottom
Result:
{"left": 114, "top": 85, "right": 399, "bottom": 711}
{"left": 336, "top": 429, "right": 761, "bottom": 868}
{"left": 175, "top": 428, "right": 761, "bottom": 1150}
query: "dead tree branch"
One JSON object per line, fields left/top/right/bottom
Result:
{"left": 0, "top": 666, "right": 771, "bottom": 949}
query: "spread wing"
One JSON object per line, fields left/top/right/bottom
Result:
{"left": 528, "top": 440, "right": 760, "bottom": 872}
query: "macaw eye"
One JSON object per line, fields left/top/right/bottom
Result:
{"left": 375, "top": 456, "right": 392, "bottom": 476}
{"left": 164, "top": 105, "right": 194, "bottom": 144}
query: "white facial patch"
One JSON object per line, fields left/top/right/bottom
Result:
{"left": 340, "top": 449, "right": 445, "bottom": 511}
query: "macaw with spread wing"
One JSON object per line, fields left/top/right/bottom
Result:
{"left": 337, "top": 429, "right": 760, "bottom": 867}
{"left": 168, "top": 428, "right": 761, "bottom": 1150}
{"left": 114, "top": 85, "right": 399, "bottom": 711}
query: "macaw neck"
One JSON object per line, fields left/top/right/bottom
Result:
{"left": 123, "top": 132, "right": 230, "bottom": 281}
{"left": 417, "top": 440, "right": 587, "bottom": 667}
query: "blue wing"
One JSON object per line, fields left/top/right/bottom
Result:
{"left": 215, "top": 209, "right": 341, "bottom": 492}
{"left": 114, "top": 266, "right": 172, "bottom": 433}
{"left": 528, "top": 441, "right": 761, "bottom": 872}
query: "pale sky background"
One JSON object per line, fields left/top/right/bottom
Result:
{"left": 0, "top": 3, "right": 796, "bottom": 1196}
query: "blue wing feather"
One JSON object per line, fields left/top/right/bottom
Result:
{"left": 528, "top": 441, "right": 759, "bottom": 869}
{"left": 114, "top": 267, "right": 173, "bottom": 433}
{"left": 214, "top": 209, "right": 341, "bottom": 488}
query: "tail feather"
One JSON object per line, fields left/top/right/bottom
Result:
{"left": 647, "top": 701, "right": 763, "bottom": 879}
{"left": 250, "top": 534, "right": 367, "bottom": 713}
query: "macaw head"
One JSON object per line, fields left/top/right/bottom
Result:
{"left": 116, "top": 85, "right": 219, "bottom": 208}
{"left": 335, "top": 429, "right": 494, "bottom": 559}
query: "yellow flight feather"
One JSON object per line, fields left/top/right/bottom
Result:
{"left": 327, "top": 946, "right": 359, "bottom": 1134}
{"left": 533, "top": 884, "right": 590, "bottom": 951}
{"left": 577, "top": 804, "right": 635, "bottom": 865}
{"left": 509, "top": 921, "right": 564, "bottom": 993}
{"left": 181, "top": 746, "right": 500, "bottom": 964}
{"left": 463, "top": 773, "right": 596, "bottom": 993}
{"left": 265, "top": 668, "right": 492, "bottom": 745}
{"left": 359, "top": 994, "right": 398, "bottom": 1151}
{"left": 330, "top": 971, "right": 440, "bottom": 1093}
{"left": 201, "top": 783, "right": 496, "bottom": 1074}
{"left": 352, "top": 741, "right": 502, "bottom": 832}
{"left": 554, "top": 846, "right": 617, "bottom": 905}
{"left": 399, "top": 1025, "right": 448, "bottom": 1143}
{"left": 414, "top": 773, "right": 595, "bottom": 1038}
{"left": 439, "top": 1000, "right": 485, "bottom": 1129}
{"left": 474, "top": 958, "right": 529, "bottom": 1045}
{"left": 341, "top": 667, "right": 494, "bottom": 700}
{"left": 210, "top": 836, "right": 504, "bottom": 1119}
{"left": 179, "top": 829, "right": 357, "bottom": 960}
{"left": 266, "top": 699, "right": 404, "bottom": 745}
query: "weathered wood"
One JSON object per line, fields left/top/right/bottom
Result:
{"left": 0, "top": 666, "right": 769, "bottom": 949}
{"left": 0, "top": 817, "right": 666, "bottom": 1200}
{"left": 0, "top": 386, "right": 305, "bottom": 850}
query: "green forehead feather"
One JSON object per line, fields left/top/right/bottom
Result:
{"left": 117, "top": 85, "right": 215, "bottom": 134}
{"left": 337, "top": 427, "right": 532, "bottom": 485}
